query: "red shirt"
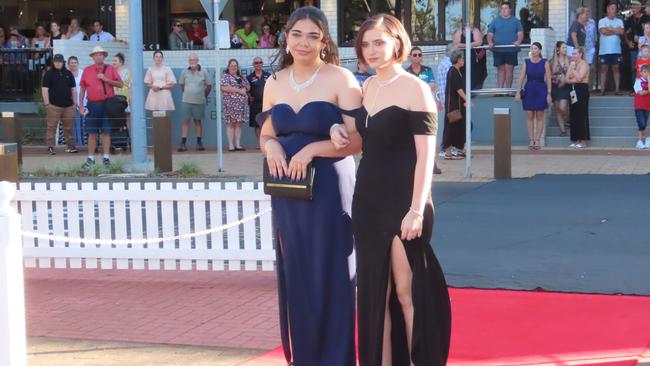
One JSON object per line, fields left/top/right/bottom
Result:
{"left": 187, "top": 27, "right": 207, "bottom": 44}
{"left": 80, "top": 63, "right": 122, "bottom": 102}
{"left": 634, "top": 78, "right": 650, "bottom": 110}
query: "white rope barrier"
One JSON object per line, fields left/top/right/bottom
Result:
{"left": 20, "top": 208, "right": 272, "bottom": 246}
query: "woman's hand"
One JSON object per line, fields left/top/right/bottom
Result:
{"left": 287, "top": 146, "right": 314, "bottom": 181}
{"left": 264, "top": 139, "right": 287, "bottom": 178}
{"left": 330, "top": 124, "right": 350, "bottom": 149}
{"left": 515, "top": 91, "right": 521, "bottom": 102}
{"left": 238, "top": 88, "right": 248, "bottom": 96}
{"left": 400, "top": 209, "right": 423, "bottom": 241}
{"left": 546, "top": 94, "right": 553, "bottom": 105}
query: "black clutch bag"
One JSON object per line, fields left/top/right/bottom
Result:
{"left": 263, "top": 158, "right": 315, "bottom": 201}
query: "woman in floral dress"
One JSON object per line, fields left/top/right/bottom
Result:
{"left": 220, "top": 58, "right": 250, "bottom": 151}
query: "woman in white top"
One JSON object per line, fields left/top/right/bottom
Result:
{"left": 66, "top": 18, "right": 87, "bottom": 41}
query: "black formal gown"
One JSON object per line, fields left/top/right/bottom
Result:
{"left": 353, "top": 105, "right": 452, "bottom": 366}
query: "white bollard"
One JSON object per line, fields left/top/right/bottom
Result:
{"left": 0, "top": 181, "right": 27, "bottom": 366}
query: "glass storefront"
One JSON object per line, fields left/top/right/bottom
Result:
{"left": 339, "top": 0, "right": 547, "bottom": 45}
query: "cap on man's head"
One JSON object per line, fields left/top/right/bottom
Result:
{"left": 53, "top": 54, "right": 65, "bottom": 62}
{"left": 631, "top": 0, "right": 642, "bottom": 7}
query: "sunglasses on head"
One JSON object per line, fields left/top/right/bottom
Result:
{"left": 412, "top": 53, "right": 422, "bottom": 57}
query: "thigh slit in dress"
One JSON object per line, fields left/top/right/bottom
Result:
{"left": 354, "top": 105, "right": 452, "bottom": 366}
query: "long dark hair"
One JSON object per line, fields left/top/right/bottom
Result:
{"left": 271, "top": 6, "right": 339, "bottom": 73}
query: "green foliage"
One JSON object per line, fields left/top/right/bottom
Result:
{"left": 176, "top": 162, "right": 204, "bottom": 178}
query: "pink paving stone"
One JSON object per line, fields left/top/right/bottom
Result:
{"left": 24, "top": 268, "right": 282, "bottom": 350}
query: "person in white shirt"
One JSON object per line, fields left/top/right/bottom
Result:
{"left": 68, "top": 56, "right": 86, "bottom": 146}
{"left": 90, "top": 20, "right": 114, "bottom": 42}
{"left": 598, "top": 2, "right": 624, "bottom": 95}
{"left": 66, "top": 18, "right": 87, "bottom": 41}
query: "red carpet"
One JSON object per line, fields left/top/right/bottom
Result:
{"left": 238, "top": 288, "right": 650, "bottom": 366}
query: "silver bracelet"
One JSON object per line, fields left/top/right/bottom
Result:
{"left": 409, "top": 207, "right": 424, "bottom": 218}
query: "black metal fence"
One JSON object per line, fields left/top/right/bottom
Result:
{"left": 0, "top": 49, "right": 52, "bottom": 101}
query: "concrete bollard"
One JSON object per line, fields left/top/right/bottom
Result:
{"left": 0, "top": 181, "right": 27, "bottom": 366}
{"left": 152, "top": 111, "right": 172, "bottom": 172}
{"left": 0, "top": 143, "right": 19, "bottom": 183}
{"left": 1, "top": 112, "right": 22, "bottom": 165}
{"left": 493, "top": 108, "right": 512, "bottom": 179}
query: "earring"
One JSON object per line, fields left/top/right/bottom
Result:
{"left": 286, "top": 45, "right": 290, "bottom": 54}
{"left": 321, "top": 48, "right": 327, "bottom": 59}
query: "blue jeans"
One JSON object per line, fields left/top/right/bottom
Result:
{"left": 73, "top": 110, "right": 87, "bottom": 145}
{"left": 85, "top": 101, "right": 111, "bottom": 134}
{"left": 635, "top": 109, "right": 648, "bottom": 131}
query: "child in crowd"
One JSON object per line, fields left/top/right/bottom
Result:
{"left": 635, "top": 45, "right": 650, "bottom": 78}
{"left": 637, "top": 22, "right": 650, "bottom": 49}
{"left": 633, "top": 64, "right": 650, "bottom": 149}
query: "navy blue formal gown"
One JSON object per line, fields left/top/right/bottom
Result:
{"left": 257, "top": 101, "right": 357, "bottom": 366}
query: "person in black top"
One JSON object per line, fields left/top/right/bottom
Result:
{"left": 625, "top": 0, "right": 650, "bottom": 85}
{"left": 246, "top": 56, "right": 270, "bottom": 147}
{"left": 42, "top": 53, "right": 78, "bottom": 155}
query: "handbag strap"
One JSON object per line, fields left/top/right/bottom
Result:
{"left": 101, "top": 65, "right": 108, "bottom": 97}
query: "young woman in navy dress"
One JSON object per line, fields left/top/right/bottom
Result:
{"left": 332, "top": 14, "right": 451, "bottom": 366}
{"left": 257, "top": 6, "right": 362, "bottom": 366}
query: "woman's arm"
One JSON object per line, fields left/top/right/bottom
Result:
{"left": 452, "top": 31, "right": 463, "bottom": 48}
{"left": 259, "top": 78, "right": 287, "bottom": 178}
{"left": 545, "top": 61, "right": 553, "bottom": 103}
{"left": 472, "top": 28, "right": 483, "bottom": 47}
{"left": 288, "top": 68, "right": 363, "bottom": 180}
{"left": 403, "top": 80, "right": 438, "bottom": 241}
{"left": 162, "top": 68, "right": 176, "bottom": 89}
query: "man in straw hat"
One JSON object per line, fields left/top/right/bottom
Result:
{"left": 79, "top": 46, "right": 123, "bottom": 168}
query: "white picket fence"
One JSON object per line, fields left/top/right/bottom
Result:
{"left": 10, "top": 181, "right": 275, "bottom": 271}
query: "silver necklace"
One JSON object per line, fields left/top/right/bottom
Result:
{"left": 289, "top": 63, "right": 323, "bottom": 93}
{"left": 365, "top": 72, "right": 403, "bottom": 127}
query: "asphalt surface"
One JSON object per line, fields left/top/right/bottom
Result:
{"left": 432, "top": 174, "right": 650, "bottom": 295}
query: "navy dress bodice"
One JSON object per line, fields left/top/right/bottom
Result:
{"left": 257, "top": 101, "right": 357, "bottom": 366}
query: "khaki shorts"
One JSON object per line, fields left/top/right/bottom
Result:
{"left": 181, "top": 102, "right": 205, "bottom": 121}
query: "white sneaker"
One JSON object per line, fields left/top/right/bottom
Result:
{"left": 569, "top": 143, "right": 577, "bottom": 148}
{"left": 636, "top": 140, "right": 645, "bottom": 149}
{"left": 644, "top": 139, "right": 650, "bottom": 149}
{"left": 451, "top": 147, "right": 459, "bottom": 156}
{"left": 438, "top": 150, "right": 446, "bottom": 158}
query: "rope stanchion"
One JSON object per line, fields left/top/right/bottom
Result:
{"left": 20, "top": 208, "right": 272, "bottom": 246}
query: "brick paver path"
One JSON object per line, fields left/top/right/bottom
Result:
{"left": 25, "top": 268, "right": 281, "bottom": 351}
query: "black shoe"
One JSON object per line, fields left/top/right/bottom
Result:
{"left": 65, "top": 146, "right": 78, "bottom": 153}
{"left": 235, "top": 147, "right": 246, "bottom": 151}
{"left": 196, "top": 142, "right": 205, "bottom": 151}
{"left": 178, "top": 143, "right": 188, "bottom": 152}
{"left": 48, "top": 146, "right": 56, "bottom": 155}
{"left": 103, "top": 157, "right": 111, "bottom": 167}
{"left": 82, "top": 158, "right": 95, "bottom": 170}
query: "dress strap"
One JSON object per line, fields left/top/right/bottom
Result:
{"left": 255, "top": 107, "right": 273, "bottom": 127}
{"left": 334, "top": 105, "right": 361, "bottom": 117}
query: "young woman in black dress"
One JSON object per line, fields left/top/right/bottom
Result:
{"left": 331, "top": 14, "right": 451, "bottom": 366}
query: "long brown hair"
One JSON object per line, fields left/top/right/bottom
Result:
{"left": 271, "top": 6, "right": 339, "bottom": 73}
